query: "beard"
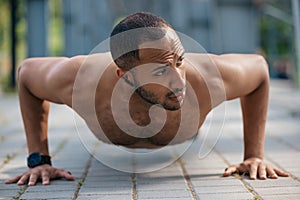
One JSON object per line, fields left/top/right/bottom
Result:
{"left": 135, "top": 86, "right": 183, "bottom": 111}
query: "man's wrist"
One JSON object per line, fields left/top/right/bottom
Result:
{"left": 27, "top": 152, "right": 52, "bottom": 168}
{"left": 244, "top": 155, "right": 264, "bottom": 161}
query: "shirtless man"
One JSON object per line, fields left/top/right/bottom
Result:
{"left": 5, "top": 12, "right": 288, "bottom": 186}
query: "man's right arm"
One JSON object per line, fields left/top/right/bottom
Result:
{"left": 5, "top": 57, "right": 81, "bottom": 185}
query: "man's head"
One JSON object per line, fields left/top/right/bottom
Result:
{"left": 110, "top": 12, "right": 172, "bottom": 70}
{"left": 110, "top": 12, "right": 186, "bottom": 110}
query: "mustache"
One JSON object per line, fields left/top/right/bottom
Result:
{"left": 166, "top": 88, "right": 185, "bottom": 97}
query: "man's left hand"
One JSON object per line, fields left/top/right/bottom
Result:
{"left": 223, "top": 157, "right": 289, "bottom": 180}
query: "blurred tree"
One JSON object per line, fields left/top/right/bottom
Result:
{"left": 260, "top": 16, "right": 293, "bottom": 57}
{"left": 259, "top": 1, "right": 294, "bottom": 79}
{"left": 48, "top": 0, "right": 64, "bottom": 56}
{"left": 0, "top": 0, "right": 10, "bottom": 80}
{"left": 0, "top": 0, "right": 26, "bottom": 91}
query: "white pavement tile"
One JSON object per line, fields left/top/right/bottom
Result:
{"left": 263, "top": 194, "right": 300, "bottom": 200}
{"left": 197, "top": 192, "right": 253, "bottom": 200}
{"left": 137, "top": 189, "right": 193, "bottom": 199}
{"left": 77, "top": 194, "right": 132, "bottom": 200}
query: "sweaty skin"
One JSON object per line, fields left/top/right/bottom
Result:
{"left": 5, "top": 33, "right": 289, "bottom": 186}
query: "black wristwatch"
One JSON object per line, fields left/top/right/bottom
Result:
{"left": 27, "top": 152, "right": 52, "bottom": 168}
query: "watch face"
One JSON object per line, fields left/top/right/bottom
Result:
{"left": 28, "top": 153, "right": 41, "bottom": 167}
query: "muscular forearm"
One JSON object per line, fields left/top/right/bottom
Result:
{"left": 18, "top": 66, "right": 50, "bottom": 155}
{"left": 241, "top": 74, "right": 269, "bottom": 160}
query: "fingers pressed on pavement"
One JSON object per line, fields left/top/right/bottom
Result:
{"left": 266, "top": 166, "right": 278, "bottom": 179}
{"left": 41, "top": 170, "right": 50, "bottom": 185}
{"left": 61, "top": 170, "right": 75, "bottom": 181}
{"left": 65, "top": 172, "right": 75, "bottom": 181}
{"left": 249, "top": 164, "right": 258, "bottom": 180}
{"left": 28, "top": 173, "right": 39, "bottom": 186}
{"left": 223, "top": 166, "right": 237, "bottom": 177}
{"left": 17, "top": 174, "right": 30, "bottom": 185}
{"left": 4, "top": 175, "right": 22, "bottom": 184}
{"left": 258, "top": 163, "right": 267, "bottom": 180}
{"left": 274, "top": 168, "right": 289, "bottom": 177}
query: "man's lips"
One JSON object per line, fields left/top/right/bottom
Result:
{"left": 168, "top": 91, "right": 185, "bottom": 102}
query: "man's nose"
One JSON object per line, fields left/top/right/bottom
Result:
{"left": 169, "top": 68, "right": 185, "bottom": 90}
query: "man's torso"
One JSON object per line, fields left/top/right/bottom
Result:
{"left": 33, "top": 53, "right": 226, "bottom": 148}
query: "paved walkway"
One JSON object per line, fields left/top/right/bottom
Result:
{"left": 0, "top": 80, "right": 300, "bottom": 200}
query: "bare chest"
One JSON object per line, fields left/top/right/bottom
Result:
{"left": 93, "top": 96, "right": 202, "bottom": 148}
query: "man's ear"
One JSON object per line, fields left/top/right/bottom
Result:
{"left": 116, "top": 68, "right": 125, "bottom": 77}
{"left": 116, "top": 69, "right": 135, "bottom": 87}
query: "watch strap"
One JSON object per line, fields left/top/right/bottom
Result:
{"left": 27, "top": 152, "right": 52, "bottom": 168}
{"left": 41, "top": 154, "right": 52, "bottom": 166}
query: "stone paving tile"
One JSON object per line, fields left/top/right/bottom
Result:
{"left": 254, "top": 186, "right": 300, "bottom": 196}
{"left": 197, "top": 193, "right": 253, "bottom": 200}
{"left": 137, "top": 177, "right": 188, "bottom": 191}
{"left": 80, "top": 186, "right": 132, "bottom": 194}
{"left": 137, "top": 189, "right": 193, "bottom": 199}
{"left": 77, "top": 159, "right": 133, "bottom": 199}
{"left": 262, "top": 194, "right": 300, "bottom": 200}
{"left": 0, "top": 188, "right": 25, "bottom": 198}
{"left": 82, "top": 179, "right": 133, "bottom": 188}
{"left": 193, "top": 185, "right": 250, "bottom": 194}
{"left": 247, "top": 178, "right": 300, "bottom": 188}
{"left": 21, "top": 189, "right": 76, "bottom": 199}
{"left": 191, "top": 178, "right": 244, "bottom": 187}
{"left": 77, "top": 194, "right": 132, "bottom": 200}
{"left": 138, "top": 198, "right": 193, "bottom": 200}
{"left": 137, "top": 182, "right": 188, "bottom": 191}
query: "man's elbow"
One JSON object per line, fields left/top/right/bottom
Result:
{"left": 18, "top": 58, "right": 35, "bottom": 86}
{"left": 255, "top": 55, "right": 270, "bottom": 84}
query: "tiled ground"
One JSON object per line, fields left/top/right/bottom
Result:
{"left": 0, "top": 80, "right": 300, "bottom": 200}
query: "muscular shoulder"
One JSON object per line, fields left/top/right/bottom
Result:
{"left": 211, "top": 54, "right": 269, "bottom": 100}
{"left": 18, "top": 55, "right": 87, "bottom": 104}
{"left": 185, "top": 53, "right": 227, "bottom": 108}
{"left": 184, "top": 53, "right": 269, "bottom": 103}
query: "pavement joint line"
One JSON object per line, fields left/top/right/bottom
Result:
{"left": 264, "top": 154, "right": 300, "bottom": 183}
{"left": 132, "top": 155, "right": 137, "bottom": 200}
{"left": 0, "top": 143, "right": 26, "bottom": 169}
{"left": 14, "top": 134, "right": 72, "bottom": 199}
{"left": 212, "top": 147, "right": 263, "bottom": 200}
{"left": 221, "top": 128, "right": 300, "bottom": 182}
{"left": 12, "top": 185, "right": 28, "bottom": 200}
{"left": 0, "top": 135, "right": 5, "bottom": 142}
{"left": 0, "top": 127, "right": 71, "bottom": 169}
{"left": 51, "top": 134, "right": 72, "bottom": 158}
{"left": 177, "top": 158, "right": 199, "bottom": 200}
{"left": 72, "top": 144, "right": 97, "bottom": 200}
{"left": 131, "top": 173, "right": 137, "bottom": 200}
{"left": 272, "top": 136, "right": 300, "bottom": 152}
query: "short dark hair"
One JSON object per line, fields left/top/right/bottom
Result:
{"left": 110, "top": 12, "right": 172, "bottom": 70}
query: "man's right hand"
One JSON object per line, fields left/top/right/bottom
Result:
{"left": 4, "top": 164, "right": 75, "bottom": 186}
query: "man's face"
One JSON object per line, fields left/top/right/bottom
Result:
{"left": 132, "top": 29, "right": 186, "bottom": 110}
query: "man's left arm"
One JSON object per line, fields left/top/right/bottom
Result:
{"left": 213, "top": 54, "right": 289, "bottom": 179}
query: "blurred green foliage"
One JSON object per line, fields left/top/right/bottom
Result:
{"left": 260, "top": 16, "right": 293, "bottom": 57}
{"left": 0, "top": 0, "right": 10, "bottom": 55}
{"left": 0, "top": 0, "right": 63, "bottom": 91}
{"left": 0, "top": 0, "right": 26, "bottom": 92}
{"left": 258, "top": 1, "right": 296, "bottom": 80}
{"left": 48, "top": 0, "right": 64, "bottom": 56}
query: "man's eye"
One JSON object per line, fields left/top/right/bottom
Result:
{"left": 176, "top": 60, "right": 183, "bottom": 67}
{"left": 176, "top": 57, "right": 184, "bottom": 67}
